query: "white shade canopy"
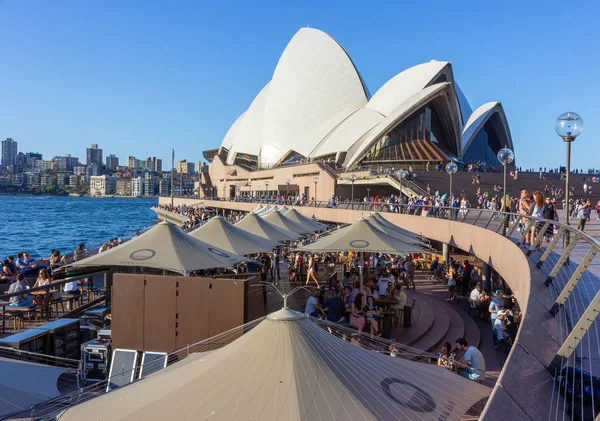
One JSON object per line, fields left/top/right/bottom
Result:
{"left": 253, "top": 204, "right": 264, "bottom": 213}
{"left": 370, "top": 212, "right": 421, "bottom": 238}
{"left": 254, "top": 205, "right": 271, "bottom": 215}
{"left": 57, "top": 311, "right": 490, "bottom": 421}
{"left": 189, "top": 216, "right": 280, "bottom": 256}
{"left": 71, "top": 221, "right": 250, "bottom": 275}
{"left": 235, "top": 212, "right": 300, "bottom": 242}
{"left": 298, "top": 218, "right": 426, "bottom": 254}
{"left": 363, "top": 214, "right": 427, "bottom": 246}
{"left": 262, "top": 210, "right": 311, "bottom": 234}
{"left": 278, "top": 205, "right": 290, "bottom": 214}
{"left": 0, "top": 358, "right": 70, "bottom": 418}
{"left": 285, "top": 209, "right": 327, "bottom": 231}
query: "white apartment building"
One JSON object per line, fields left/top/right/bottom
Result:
{"left": 90, "top": 175, "right": 116, "bottom": 196}
{"left": 132, "top": 177, "right": 145, "bottom": 197}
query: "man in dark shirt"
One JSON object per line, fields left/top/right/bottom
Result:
{"left": 323, "top": 290, "right": 346, "bottom": 323}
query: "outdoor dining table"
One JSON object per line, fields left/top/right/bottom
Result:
{"left": 375, "top": 298, "right": 396, "bottom": 309}
{"left": 30, "top": 290, "right": 53, "bottom": 320}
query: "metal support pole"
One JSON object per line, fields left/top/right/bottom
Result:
{"left": 481, "top": 262, "right": 492, "bottom": 292}
{"left": 351, "top": 181, "right": 354, "bottom": 210}
{"left": 544, "top": 234, "right": 578, "bottom": 287}
{"left": 564, "top": 140, "right": 572, "bottom": 265}
{"left": 547, "top": 288, "right": 600, "bottom": 374}
{"left": 442, "top": 243, "right": 449, "bottom": 263}
{"left": 549, "top": 247, "right": 598, "bottom": 316}
{"left": 449, "top": 173, "right": 452, "bottom": 202}
{"left": 503, "top": 163, "right": 507, "bottom": 204}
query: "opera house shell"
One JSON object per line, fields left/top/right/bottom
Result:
{"left": 212, "top": 28, "right": 513, "bottom": 170}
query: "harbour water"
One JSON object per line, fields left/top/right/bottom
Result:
{"left": 0, "top": 196, "right": 158, "bottom": 259}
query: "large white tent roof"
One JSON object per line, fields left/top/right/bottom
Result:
{"left": 189, "top": 216, "right": 279, "bottom": 256}
{"left": 0, "top": 358, "right": 70, "bottom": 418}
{"left": 261, "top": 210, "right": 311, "bottom": 234}
{"left": 57, "top": 311, "right": 490, "bottom": 421}
{"left": 298, "top": 218, "right": 426, "bottom": 254}
{"left": 71, "top": 221, "right": 250, "bottom": 275}
{"left": 235, "top": 212, "right": 300, "bottom": 242}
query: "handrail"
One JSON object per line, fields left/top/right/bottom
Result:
{"left": 200, "top": 198, "right": 600, "bottom": 421}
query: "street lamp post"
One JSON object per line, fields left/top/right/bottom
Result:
{"left": 285, "top": 179, "right": 291, "bottom": 202}
{"left": 349, "top": 173, "right": 356, "bottom": 209}
{"left": 170, "top": 149, "right": 175, "bottom": 207}
{"left": 555, "top": 112, "right": 584, "bottom": 265}
{"left": 265, "top": 180, "right": 270, "bottom": 202}
{"left": 497, "top": 146, "right": 515, "bottom": 206}
{"left": 555, "top": 111, "right": 584, "bottom": 226}
{"left": 446, "top": 161, "right": 458, "bottom": 212}
{"left": 312, "top": 176, "right": 319, "bottom": 207}
{"left": 248, "top": 181, "right": 252, "bottom": 200}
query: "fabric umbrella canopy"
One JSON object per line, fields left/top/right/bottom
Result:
{"left": 278, "top": 205, "right": 290, "bottom": 214}
{"left": 70, "top": 220, "right": 250, "bottom": 275}
{"left": 363, "top": 215, "right": 428, "bottom": 246}
{"left": 235, "top": 212, "right": 300, "bottom": 242}
{"left": 285, "top": 209, "right": 327, "bottom": 231}
{"left": 189, "top": 216, "right": 279, "bottom": 255}
{"left": 370, "top": 212, "right": 423, "bottom": 238}
{"left": 0, "top": 358, "right": 71, "bottom": 418}
{"left": 57, "top": 309, "right": 490, "bottom": 421}
{"left": 298, "top": 218, "right": 426, "bottom": 254}
{"left": 254, "top": 205, "right": 271, "bottom": 215}
{"left": 253, "top": 204, "right": 264, "bottom": 213}
{"left": 262, "top": 210, "right": 311, "bottom": 235}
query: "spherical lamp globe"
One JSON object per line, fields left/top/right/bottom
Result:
{"left": 445, "top": 161, "right": 458, "bottom": 175}
{"left": 555, "top": 111, "right": 583, "bottom": 140}
{"left": 497, "top": 148, "right": 515, "bottom": 166}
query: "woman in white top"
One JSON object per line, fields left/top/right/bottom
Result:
{"left": 33, "top": 268, "right": 59, "bottom": 307}
{"left": 530, "top": 191, "right": 545, "bottom": 245}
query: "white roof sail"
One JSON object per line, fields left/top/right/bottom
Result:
{"left": 219, "top": 111, "right": 245, "bottom": 150}
{"left": 366, "top": 61, "right": 450, "bottom": 117}
{"left": 226, "top": 82, "right": 270, "bottom": 165}
{"left": 260, "top": 28, "right": 369, "bottom": 166}
{"left": 345, "top": 83, "right": 452, "bottom": 168}
{"left": 461, "top": 102, "right": 513, "bottom": 153}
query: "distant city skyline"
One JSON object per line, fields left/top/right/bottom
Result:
{"left": 0, "top": 1, "right": 598, "bottom": 169}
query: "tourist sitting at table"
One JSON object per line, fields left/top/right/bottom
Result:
{"left": 456, "top": 338, "right": 486, "bottom": 382}
{"left": 437, "top": 342, "right": 457, "bottom": 373}
{"left": 364, "top": 278, "right": 376, "bottom": 294}
{"left": 62, "top": 279, "right": 81, "bottom": 311}
{"left": 391, "top": 286, "right": 407, "bottom": 320}
{"left": 364, "top": 295, "right": 381, "bottom": 336}
{"left": 305, "top": 290, "right": 324, "bottom": 318}
{"left": 349, "top": 293, "right": 366, "bottom": 331}
{"left": 385, "top": 281, "right": 396, "bottom": 297}
{"left": 322, "top": 289, "right": 346, "bottom": 323}
{"left": 1, "top": 259, "right": 17, "bottom": 283}
{"left": 377, "top": 275, "right": 392, "bottom": 297}
{"left": 32, "top": 268, "right": 60, "bottom": 305}
{"left": 8, "top": 274, "right": 33, "bottom": 307}
{"left": 73, "top": 244, "right": 88, "bottom": 262}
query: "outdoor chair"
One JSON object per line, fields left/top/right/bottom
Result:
{"left": 0, "top": 308, "right": 24, "bottom": 331}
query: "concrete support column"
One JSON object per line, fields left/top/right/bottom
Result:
{"left": 442, "top": 243, "right": 449, "bottom": 263}
{"left": 481, "top": 262, "right": 492, "bottom": 292}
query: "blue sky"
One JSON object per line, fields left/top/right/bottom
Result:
{"left": 0, "top": 0, "right": 598, "bottom": 170}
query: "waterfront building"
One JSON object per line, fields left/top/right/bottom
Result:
{"left": 26, "top": 173, "right": 40, "bottom": 188}
{"left": 105, "top": 154, "right": 119, "bottom": 170}
{"left": 11, "top": 173, "right": 25, "bottom": 186}
{"left": 86, "top": 144, "right": 103, "bottom": 168}
{"left": 1, "top": 138, "right": 18, "bottom": 168}
{"left": 143, "top": 172, "right": 156, "bottom": 196}
{"left": 90, "top": 175, "right": 116, "bottom": 196}
{"left": 68, "top": 174, "right": 79, "bottom": 187}
{"left": 131, "top": 176, "right": 145, "bottom": 197}
{"left": 73, "top": 165, "right": 86, "bottom": 176}
{"left": 176, "top": 159, "right": 194, "bottom": 174}
{"left": 116, "top": 177, "right": 133, "bottom": 196}
{"left": 40, "top": 173, "right": 56, "bottom": 187}
{"left": 56, "top": 174, "right": 68, "bottom": 187}
{"left": 53, "top": 154, "right": 79, "bottom": 172}
{"left": 158, "top": 177, "right": 170, "bottom": 196}
{"left": 85, "top": 164, "right": 100, "bottom": 182}
{"left": 201, "top": 28, "right": 514, "bottom": 201}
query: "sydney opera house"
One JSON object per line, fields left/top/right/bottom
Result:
{"left": 201, "top": 28, "right": 513, "bottom": 200}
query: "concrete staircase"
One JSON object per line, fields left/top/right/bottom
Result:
{"left": 391, "top": 275, "right": 481, "bottom": 359}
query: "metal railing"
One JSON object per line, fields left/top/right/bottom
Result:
{"left": 202, "top": 198, "right": 600, "bottom": 420}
